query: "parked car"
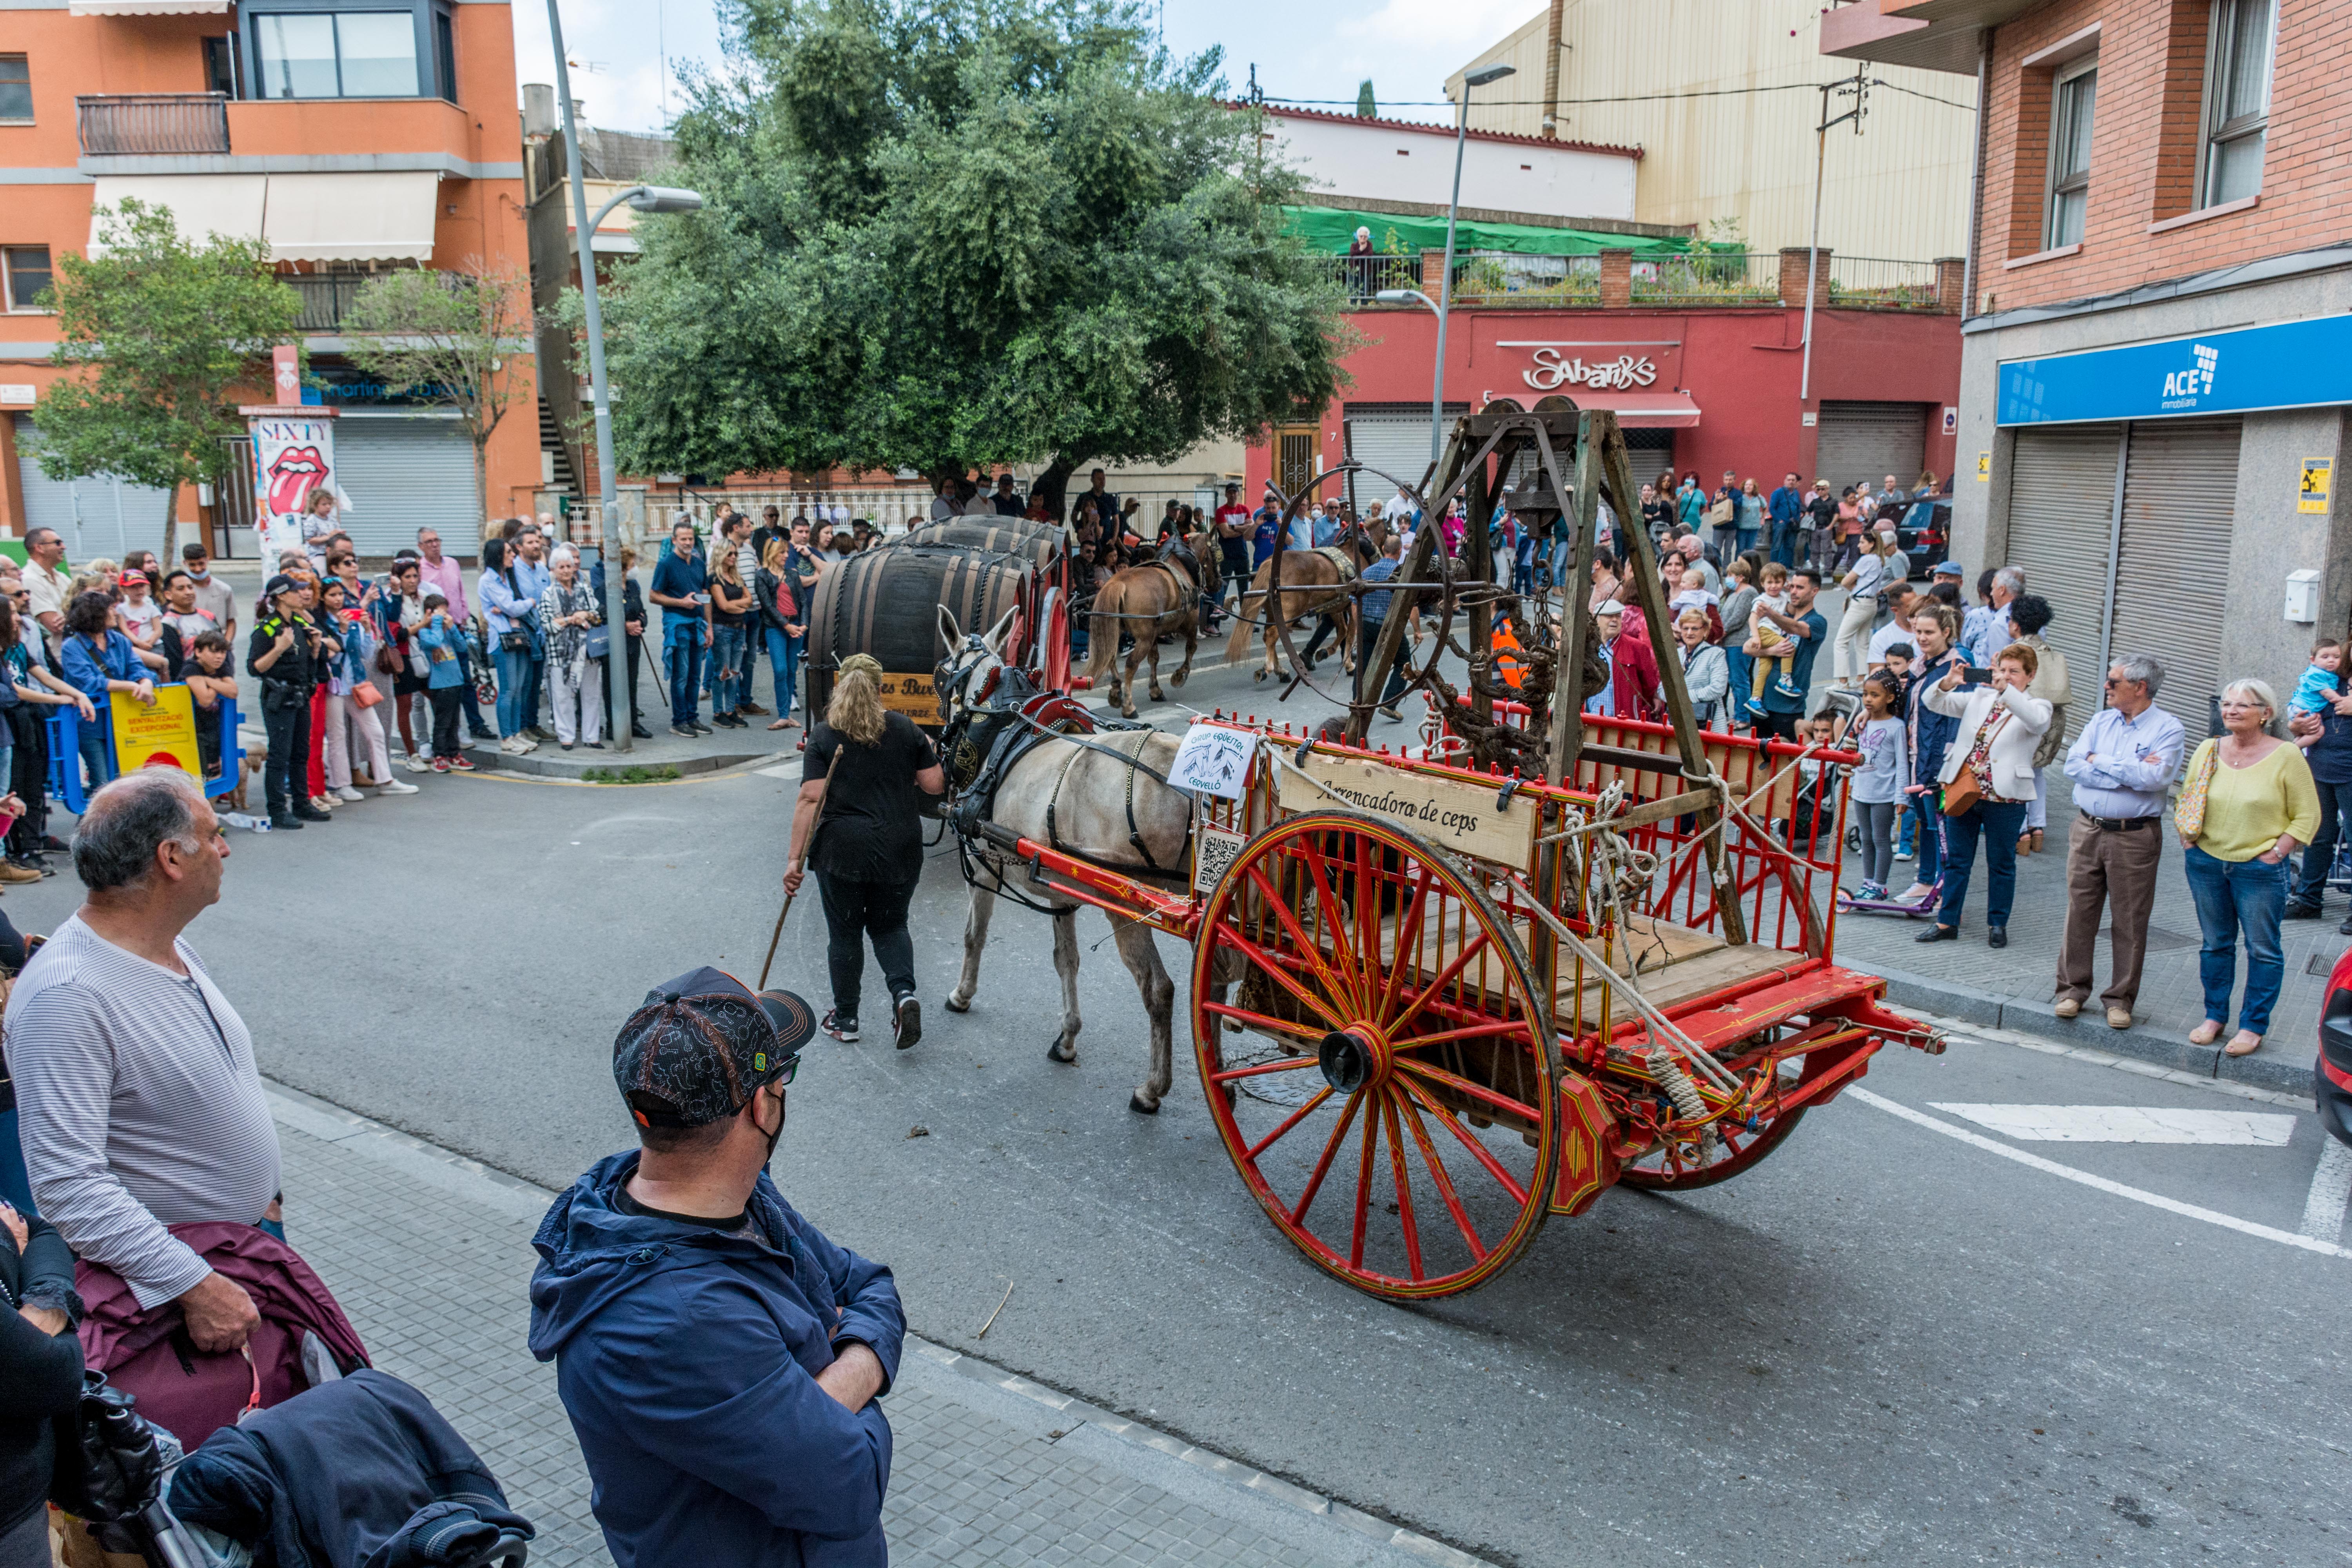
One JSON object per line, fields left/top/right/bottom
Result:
{"left": 2318, "top": 949, "right": 2352, "bottom": 1147}
{"left": 1886, "top": 497, "right": 1949, "bottom": 580}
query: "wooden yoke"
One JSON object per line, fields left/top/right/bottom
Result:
{"left": 1589, "top": 413, "right": 1748, "bottom": 948}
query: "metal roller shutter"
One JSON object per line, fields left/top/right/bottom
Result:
{"left": 2003, "top": 423, "right": 2122, "bottom": 741}
{"left": 2110, "top": 418, "right": 2241, "bottom": 738}
{"left": 331, "top": 414, "right": 482, "bottom": 556}
{"left": 1815, "top": 401, "right": 1928, "bottom": 495}
{"left": 13, "top": 414, "right": 176, "bottom": 563}
{"left": 1342, "top": 403, "right": 1468, "bottom": 501}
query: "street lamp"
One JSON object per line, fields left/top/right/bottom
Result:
{"left": 547, "top": 0, "right": 705, "bottom": 753}
{"left": 1415, "top": 61, "right": 1517, "bottom": 478}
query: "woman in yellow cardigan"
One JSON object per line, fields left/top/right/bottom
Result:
{"left": 2179, "top": 678, "right": 2321, "bottom": 1058}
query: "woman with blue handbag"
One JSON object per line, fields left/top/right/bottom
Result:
{"left": 538, "top": 544, "right": 606, "bottom": 749}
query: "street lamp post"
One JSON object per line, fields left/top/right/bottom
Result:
{"left": 546, "top": 0, "right": 702, "bottom": 752}
{"left": 1421, "top": 63, "right": 1516, "bottom": 480}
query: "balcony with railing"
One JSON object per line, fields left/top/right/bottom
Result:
{"left": 1629, "top": 252, "right": 1780, "bottom": 307}
{"left": 288, "top": 275, "right": 369, "bottom": 331}
{"left": 76, "top": 93, "right": 231, "bottom": 156}
{"left": 1827, "top": 255, "right": 1944, "bottom": 312}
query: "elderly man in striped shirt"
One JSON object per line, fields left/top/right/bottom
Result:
{"left": 5, "top": 768, "right": 276, "bottom": 1352}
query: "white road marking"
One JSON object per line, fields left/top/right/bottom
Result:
{"left": 2302, "top": 1137, "right": 2352, "bottom": 1243}
{"left": 1848, "top": 1089, "right": 2352, "bottom": 1261}
{"left": 1929, "top": 1103, "right": 2296, "bottom": 1145}
{"left": 756, "top": 764, "right": 801, "bottom": 780}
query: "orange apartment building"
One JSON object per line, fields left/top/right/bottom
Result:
{"left": 0, "top": 0, "right": 536, "bottom": 560}
{"left": 1826, "top": 0, "right": 2352, "bottom": 737}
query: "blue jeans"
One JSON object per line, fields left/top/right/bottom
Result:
{"left": 1908, "top": 793, "right": 1941, "bottom": 885}
{"left": 77, "top": 711, "right": 115, "bottom": 793}
{"left": 2184, "top": 844, "right": 2291, "bottom": 1036}
{"left": 0, "top": 1106, "right": 33, "bottom": 1215}
{"left": 1937, "top": 797, "right": 2029, "bottom": 928}
{"left": 1736, "top": 525, "right": 1760, "bottom": 557}
{"left": 519, "top": 644, "right": 545, "bottom": 732}
{"left": 664, "top": 619, "right": 704, "bottom": 726}
{"left": 765, "top": 626, "right": 800, "bottom": 718}
{"left": 1769, "top": 521, "right": 1799, "bottom": 568}
{"left": 455, "top": 644, "right": 492, "bottom": 735}
{"left": 710, "top": 623, "right": 747, "bottom": 714}
{"left": 492, "top": 644, "right": 532, "bottom": 737}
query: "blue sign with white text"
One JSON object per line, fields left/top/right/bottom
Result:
{"left": 1997, "top": 312, "right": 2352, "bottom": 426}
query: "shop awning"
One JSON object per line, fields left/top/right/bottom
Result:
{"left": 69, "top": 0, "right": 230, "bottom": 12}
{"left": 1285, "top": 206, "right": 1695, "bottom": 259}
{"left": 88, "top": 174, "right": 266, "bottom": 252}
{"left": 1568, "top": 389, "right": 1701, "bottom": 427}
{"left": 261, "top": 172, "right": 439, "bottom": 263}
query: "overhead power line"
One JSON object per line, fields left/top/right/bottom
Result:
{"left": 1256, "top": 77, "right": 1973, "bottom": 113}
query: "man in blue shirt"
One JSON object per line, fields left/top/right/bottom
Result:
{"left": 649, "top": 521, "right": 711, "bottom": 738}
{"left": 1742, "top": 568, "right": 1826, "bottom": 743}
{"left": 1250, "top": 504, "right": 1281, "bottom": 571}
{"left": 1766, "top": 472, "right": 1805, "bottom": 568}
{"left": 1356, "top": 535, "right": 1415, "bottom": 719}
{"left": 2062, "top": 655, "right": 2188, "bottom": 1023}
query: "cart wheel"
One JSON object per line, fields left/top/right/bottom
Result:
{"left": 1191, "top": 810, "right": 1558, "bottom": 1300}
{"left": 1617, "top": 1103, "right": 1808, "bottom": 1192}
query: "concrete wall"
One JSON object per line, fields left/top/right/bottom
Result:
{"left": 1955, "top": 263, "right": 2352, "bottom": 719}
{"left": 1447, "top": 0, "right": 1975, "bottom": 261}
{"left": 1260, "top": 111, "right": 1638, "bottom": 222}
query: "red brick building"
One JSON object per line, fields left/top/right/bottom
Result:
{"left": 1827, "top": 0, "right": 2352, "bottom": 737}
{"left": 0, "top": 0, "right": 535, "bottom": 559}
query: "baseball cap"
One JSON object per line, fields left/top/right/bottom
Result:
{"left": 263, "top": 573, "right": 301, "bottom": 599}
{"left": 612, "top": 965, "right": 818, "bottom": 1129}
{"left": 119, "top": 569, "right": 147, "bottom": 587}
{"left": 1930, "top": 559, "right": 1964, "bottom": 577}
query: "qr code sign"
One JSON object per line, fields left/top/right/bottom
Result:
{"left": 1194, "top": 826, "right": 1247, "bottom": 894}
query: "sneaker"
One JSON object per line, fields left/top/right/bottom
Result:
{"left": 1379, "top": 704, "right": 1403, "bottom": 722}
{"left": 40, "top": 835, "right": 67, "bottom": 853}
{"left": 893, "top": 994, "right": 922, "bottom": 1051}
{"left": 292, "top": 804, "right": 332, "bottom": 823}
{"left": 1744, "top": 697, "right": 1769, "bottom": 718}
{"left": 671, "top": 726, "right": 699, "bottom": 739}
{"left": 740, "top": 699, "right": 769, "bottom": 716}
{"left": 823, "top": 1010, "right": 859, "bottom": 1042}
{"left": 334, "top": 785, "right": 365, "bottom": 803}
{"left": 1856, "top": 880, "right": 1886, "bottom": 901}
{"left": 498, "top": 737, "right": 525, "bottom": 755}
{"left": 448, "top": 755, "right": 474, "bottom": 771}
{"left": 431, "top": 757, "right": 451, "bottom": 773}
{"left": 405, "top": 752, "right": 433, "bottom": 773}
{"left": 1893, "top": 848, "right": 1915, "bottom": 862}
{"left": 526, "top": 726, "right": 553, "bottom": 741}
{"left": 1773, "top": 676, "right": 1804, "bottom": 699}
{"left": 0, "top": 862, "right": 42, "bottom": 885}
{"left": 378, "top": 778, "right": 419, "bottom": 795}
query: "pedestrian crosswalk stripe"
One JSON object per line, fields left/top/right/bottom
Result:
{"left": 1929, "top": 1103, "right": 2295, "bottom": 1145}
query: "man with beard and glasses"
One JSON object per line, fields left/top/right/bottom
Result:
{"left": 529, "top": 970, "right": 900, "bottom": 1568}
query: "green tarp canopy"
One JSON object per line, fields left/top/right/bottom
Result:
{"left": 1283, "top": 206, "right": 1695, "bottom": 259}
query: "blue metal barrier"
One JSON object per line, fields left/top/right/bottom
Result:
{"left": 44, "top": 690, "right": 243, "bottom": 815}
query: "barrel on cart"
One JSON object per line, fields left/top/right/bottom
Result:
{"left": 900, "top": 517, "right": 1073, "bottom": 690}
{"left": 902, "top": 518, "right": 1061, "bottom": 573}
{"left": 806, "top": 543, "right": 1031, "bottom": 724}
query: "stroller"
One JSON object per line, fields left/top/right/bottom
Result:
{"left": 54, "top": 1368, "right": 532, "bottom": 1568}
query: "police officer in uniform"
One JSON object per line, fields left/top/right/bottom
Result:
{"left": 247, "top": 573, "right": 330, "bottom": 829}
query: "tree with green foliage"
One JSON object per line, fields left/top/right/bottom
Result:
{"left": 33, "top": 199, "right": 301, "bottom": 563}
{"left": 1356, "top": 80, "right": 1377, "bottom": 118}
{"left": 340, "top": 258, "right": 533, "bottom": 530}
{"left": 586, "top": 0, "right": 1353, "bottom": 518}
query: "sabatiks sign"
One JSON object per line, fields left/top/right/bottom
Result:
{"left": 1274, "top": 743, "right": 1533, "bottom": 866}
{"left": 249, "top": 415, "right": 336, "bottom": 562}
{"left": 1520, "top": 349, "right": 1658, "bottom": 392}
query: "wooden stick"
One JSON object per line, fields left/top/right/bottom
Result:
{"left": 977, "top": 1278, "right": 1014, "bottom": 1339}
{"left": 757, "top": 893, "right": 796, "bottom": 991}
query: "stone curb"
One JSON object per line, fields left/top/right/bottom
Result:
{"left": 260, "top": 1078, "right": 1497, "bottom": 1568}
{"left": 1873, "top": 963, "right": 2315, "bottom": 1097}
{"left": 457, "top": 740, "right": 775, "bottom": 780}
{"left": 907, "top": 1343, "right": 1493, "bottom": 1568}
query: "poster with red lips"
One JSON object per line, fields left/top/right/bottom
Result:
{"left": 250, "top": 415, "right": 337, "bottom": 562}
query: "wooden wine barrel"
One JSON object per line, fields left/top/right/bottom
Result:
{"left": 902, "top": 518, "right": 1062, "bottom": 572}
{"left": 806, "top": 543, "right": 1031, "bottom": 725}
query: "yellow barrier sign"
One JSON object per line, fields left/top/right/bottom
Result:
{"left": 111, "top": 686, "right": 202, "bottom": 784}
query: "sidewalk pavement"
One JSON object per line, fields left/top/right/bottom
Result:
{"left": 263, "top": 1082, "right": 1484, "bottom": 1568}
{"left": 1825, "top": 766, "right": 2333, "bottom": 1097}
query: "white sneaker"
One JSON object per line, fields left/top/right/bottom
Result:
{"left": 404, "top": 752, "right": 433, "bottom": 773}
{"left": 516, "top": 736, "right": 539, "bottom": 753}
{"left": 499, "top": 737, "right": 528, "bottom": 754}
{"left": 377, "top": 778, "right": 419, "bottom": 795}
{"left": 333, "top": 785, "right": 365, "bottom": 803}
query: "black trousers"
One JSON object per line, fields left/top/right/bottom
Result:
{"left": 1355, "top": 622, "right": 1412, "bottom": 708}
{"left": 2294, "top": 777, "right": 2352, "bottom": 906}
{"left": 426, "top": 687, "right": 463, "bottom": 758}
{"left": 817, "top": 870, "right": 918, "bottom": 1022}
{"left": 261, "top": 696, "right": 310, "bottom": 815}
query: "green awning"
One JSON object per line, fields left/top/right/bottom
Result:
{"left": 1283, "top": 206, "right": 1694, "bottom": 258}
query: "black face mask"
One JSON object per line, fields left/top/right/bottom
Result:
{"left": 756, "top": 1087, "right": 787, "bottom": 1169}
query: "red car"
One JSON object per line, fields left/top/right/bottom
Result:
{"left": 2318, "top": 948, "right": 2352, "bottom": 1147}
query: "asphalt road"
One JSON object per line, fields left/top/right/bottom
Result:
{"left": 13, "top": 632, "right": 2351, "bottom": 1568}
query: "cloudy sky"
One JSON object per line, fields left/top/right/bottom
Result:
{"left": 511, "top": 0, "right": 1546, "bottom": 135}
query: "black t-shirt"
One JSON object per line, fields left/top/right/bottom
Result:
{"left": 803, "top": 711, "right": 940, "bottom": 881}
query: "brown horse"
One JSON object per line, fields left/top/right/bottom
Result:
{"left": 1081, "top": 530, "right": 1221, "bottom": 718}
{"left": 1222, "top": 515, "right": 1396, "bottom": 683}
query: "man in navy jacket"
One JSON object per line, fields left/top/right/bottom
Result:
{"left": 530, "top": 968, "right": 902, "bottom": 1568}
{"left": 1765, "top": 472, "right": 1805, "bottom": 568}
